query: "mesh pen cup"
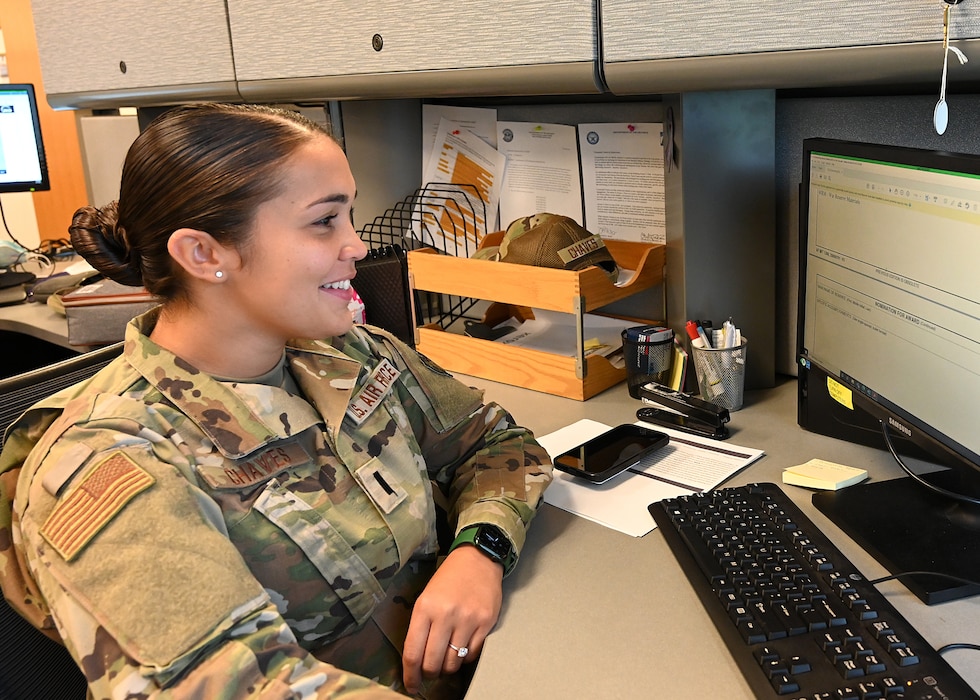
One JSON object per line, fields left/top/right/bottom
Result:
{"left": 622, "top": 327, "right": 674, "bottom": 399}
{"left": 690, "top": 337, "right": 748, "bottom": 411}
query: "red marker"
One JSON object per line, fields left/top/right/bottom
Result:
{"left": 686, "top": 321, "right": 710, "bottom": 348}
{"left": 685, "top": 320, "right": 700, "bottom": 342}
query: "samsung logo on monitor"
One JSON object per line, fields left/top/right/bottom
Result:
{"left": 888, "top": 416, "right": 912, "bottom": 438}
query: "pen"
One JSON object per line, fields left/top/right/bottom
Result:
{"left": 695, "top": 323, "right": 712, "bottom": 349}
{"left": 700, "top": 320, "right": 714, "bottom": 346}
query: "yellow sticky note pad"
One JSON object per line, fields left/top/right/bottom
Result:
{"left": 782, "top": 459, "right": 868, "bottom": 491}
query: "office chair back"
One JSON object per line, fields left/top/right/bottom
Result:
{"left": 0, "top": 342, "right": 123, "bottom": 700}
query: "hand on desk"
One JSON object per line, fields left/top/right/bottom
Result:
{"left": 401, "top": 546, "right": 503, "bottom": 695}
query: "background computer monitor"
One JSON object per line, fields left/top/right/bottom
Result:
{"left": 797, "top": 137, "right": 980, "bottom": 605}
{"left": 0, "top": 83, "right": 50, "bottom": 194}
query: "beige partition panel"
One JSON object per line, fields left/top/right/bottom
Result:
{"left": 228, "top": 0, "right": 600, "bottom": 100}
{"left": 31, "top": 0, "right": 239, "bottom": 109}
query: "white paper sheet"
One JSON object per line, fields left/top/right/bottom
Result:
{"left": 578, "top": 123, "right": 666, "bottom": 244}
{"left": 421, "top": 105, "right": 497, "bottom": 185}
{"left": 496, "top": 121, "right": 583, "bottom": 228}
{"left": 419, "top": 118, "right": 507, "bottom": 255}
{"left": 492, "top": 309, "right": 634, "bottom": 360}
{"left": 538, "top": 419, "right": 765, "bottom": 537}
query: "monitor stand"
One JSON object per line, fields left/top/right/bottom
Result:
{"left": 812, "top": 469, "right": 980, "bottom": 605}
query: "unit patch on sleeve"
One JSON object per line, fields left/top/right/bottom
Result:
{"left": 346, "top": 358, "right": 401, "bottom": 424}
{"left": 40, "top": 452, "right": 155, "bottom": 562}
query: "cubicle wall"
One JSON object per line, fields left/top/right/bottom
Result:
{"left": 28, "top": 0, "right": 980, "bottom": 391}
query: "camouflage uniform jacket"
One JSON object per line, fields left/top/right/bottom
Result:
{"left": 0, "top": 309, "right": 553, "bottom": 698}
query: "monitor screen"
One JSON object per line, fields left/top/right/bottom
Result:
{"left": 798, "top": 137, "right": 980, "bottom": 605}
{"left": 0, "top": 83, "right": 50, "bottom": 194}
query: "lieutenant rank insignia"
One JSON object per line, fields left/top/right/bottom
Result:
{"left": 41, "top": 452, "right": 154, "bottom": 561}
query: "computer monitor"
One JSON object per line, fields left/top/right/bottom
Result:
{"left": 0, "top": 83, "right": 50, "bottom": 194}
{"left": 797, "top": 137, "right": 980, "bottom": 605}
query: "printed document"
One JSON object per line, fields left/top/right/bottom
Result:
{"left": 491, "top": 309, "right": 633, "bottom": 361}
{"left": 538, "top": 419, "right": 765, "bottom": 536}
{"left": 420, "top": 117, "right": 506, "bottom": 256}
{"left": 421, "top": 105, "right": 497, "bottom": 185}
{"left": 578, "top": 123, "right": 666, "bottom": 244}
{"left": 496, "top": 122, "right": 583, "bottom": 228}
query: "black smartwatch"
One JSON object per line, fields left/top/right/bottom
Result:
{"left": 450, "top": 524, "right": 517, "bottom": 574}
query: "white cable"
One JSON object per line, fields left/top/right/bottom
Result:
{"left": 935, "top": 1, "right": 969, "bottom": 135}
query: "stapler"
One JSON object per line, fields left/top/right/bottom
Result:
{"left": 634, "top": 382, "right": 731, "bottom": 439}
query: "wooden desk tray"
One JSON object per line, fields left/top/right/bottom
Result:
{"left": 407, "top": 238, "right": 665, "bottom": 401}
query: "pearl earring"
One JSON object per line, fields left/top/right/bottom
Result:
{"left": 215, "top": 271, "right": 224, "bottom": 279}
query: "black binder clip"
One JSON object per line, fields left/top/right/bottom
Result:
{"left": 635, "top": 382, "right": 731, "bottom": 440}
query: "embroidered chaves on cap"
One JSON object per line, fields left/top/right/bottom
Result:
{"left": 493, "top": 213, "right": 620, "bottom": 283}
{"left": 40, "top": 452, "right": 155, "bottom": 561}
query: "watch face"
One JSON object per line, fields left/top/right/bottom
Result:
{"left": 475, "top": 526, "right": 512, "bottom": 561}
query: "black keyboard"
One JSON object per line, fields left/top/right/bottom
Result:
{"left": 648, "top": 483, "right": 979, "bottom": 699}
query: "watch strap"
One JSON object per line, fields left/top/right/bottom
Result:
{"left": 450, "top": 524, "right": 517, "bottom": 575}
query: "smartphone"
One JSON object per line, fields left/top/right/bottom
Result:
{"left": 553, "top": 424, "right": 670, "bottom": 484}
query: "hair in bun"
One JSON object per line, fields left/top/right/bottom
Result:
{"left": 69, "top": 201, "right": 143, "bottom": 287}
{"left": 68, "top": 103, "right": 332, "bottom": 302}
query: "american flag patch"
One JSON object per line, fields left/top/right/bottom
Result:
{"left": 41, "top": 452, "right": 155, "bottom": 561}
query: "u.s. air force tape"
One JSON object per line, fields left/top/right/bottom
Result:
{"left": 347, "top": 358, "right": 401, "bottom": 425}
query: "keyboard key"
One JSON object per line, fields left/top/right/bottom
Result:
{"left": 738, "top": 619, "right": 768, "bottom": 645}
{"left": 769, "top": 673, "right": 800, "bottom": 695}
{"left": 862, "top": 653, "right": 887, "bottom": 675}
{"left": 762, "top": 658, "right": 789, "bottom": 679}
{"left": 837, "top": 657, "right": 866, "bottom": 679}
{"left": 787, "top": 655, "right": 811, "bottom": 675}
{"left": 890, "top": 646, "right": 920, "bottom": 667}
{"left": 754, "top": 645, "right": 780, "bottom": 665}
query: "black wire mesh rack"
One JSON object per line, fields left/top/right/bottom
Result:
{"left": 357, "top": 183, "right": 490, "bottom": 330}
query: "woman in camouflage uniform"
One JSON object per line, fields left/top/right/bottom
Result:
{"left": 0, "top": 103, "right": 553, "bottom": 699}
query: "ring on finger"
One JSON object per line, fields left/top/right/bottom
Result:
{"left": 448, "top": 643, "right": 469, "bottom": 658}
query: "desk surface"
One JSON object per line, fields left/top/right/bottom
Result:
{"left": 3, "top": 300, "right": 978, "bottom": 697}
{"left": 462, "top": 376, "right": 980, "bottom": 698}
{"left": 0, "top": 291, "right": 75, "bottom": 349}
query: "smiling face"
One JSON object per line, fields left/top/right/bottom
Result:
{"left": 222, "top": 135, "right": 367, "bottom": 344}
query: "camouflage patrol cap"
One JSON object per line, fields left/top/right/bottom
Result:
{"left": 497, "top": 213, "right": 619, "bottom": 283}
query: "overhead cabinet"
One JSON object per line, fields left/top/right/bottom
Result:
{"left": 226, "top": 0, "right": 601, "bottom": 101}
{"left": 28, "top": 0, "right": 980, "bottom": 108}
{"left": 600, "top": 0, "right": 980, "bottom": 94}
{"left": 31, "top": 0, "right": 238, "bottom": 109}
